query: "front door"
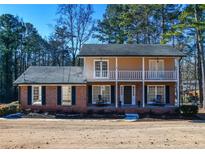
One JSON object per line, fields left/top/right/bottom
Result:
{"left": 124, "top": 86, "right": 132, "bottom": 105}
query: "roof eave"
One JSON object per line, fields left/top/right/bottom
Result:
{"left": 15, "top": 82, "right": 87, "bottom": 85}
{"left": 78, "top": 54, "right": 186, "bottom": 57}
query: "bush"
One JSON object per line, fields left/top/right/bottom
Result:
{"left": 94, "top": 109, "right": 105, "bottom": 114}
{"left": 179, "top": 105, "right": 198, "bottom": 116}
{"left": 0, "top": 102, "right": 20, "bottom": 117}
{"left": 87, "top": 109, "right": 94, "bottom": 115}
{"left": 104, "top": 109, "right": 116, "bottom": 114}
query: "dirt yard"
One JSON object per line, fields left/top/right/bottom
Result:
{"left": 0, "top": 118, "right": 205, "bottom": 149}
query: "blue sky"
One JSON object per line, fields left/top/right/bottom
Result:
{"left": 0, "top": 4, "right": 107, "bottom": 39}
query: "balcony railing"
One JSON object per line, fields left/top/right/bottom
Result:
{"left": 95, "top": 70, "right": 108, "bottom": 78}
{"left": 94, "top": 70, "right": 177, "bottom": 81}
{"left": 145, "top": 71, "right": 177, "bottom": 80}
{"left": 109, "top": 71, "right": 142, "bottom": 80}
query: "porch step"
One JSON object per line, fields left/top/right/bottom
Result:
{"left": 124, "top": 113, "right": 139, "bottom": 121}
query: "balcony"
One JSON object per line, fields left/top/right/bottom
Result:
{"left": 94, "top": 70, "right": 177, "bottom": 81}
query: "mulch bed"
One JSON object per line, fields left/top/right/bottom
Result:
{"left": 19, "top": 112, "right": 201, "bottom": 121}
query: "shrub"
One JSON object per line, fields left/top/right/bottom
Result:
{"left": 94, "top": 109, "right": 105, "bottom": 114}
{"left": 116, "top": 109, "right": 125, "bottom": 115}
{"left": 179, "top": 105, "right": 198, "bottom": 116}
{"left": 87, "top": 109, "right": 94, "bottom": 115}
{"left": 9, "top": 105, "right": 18, "bottom": 113}
{"left": 0, "top": 106, "right": 9, "bottom": 116}
{"left": 0, "top": 102, "right": 20, "bottom": 117}
{"left": 104, "top": 109, "right": 116, "bottom": 114}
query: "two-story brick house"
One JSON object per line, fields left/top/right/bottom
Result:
{"left": 14, "top": 44, "right": 185, "bottom": 113}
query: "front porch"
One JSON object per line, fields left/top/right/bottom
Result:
{"left": 87, "top": 82, "right": 178, "bottom": 109}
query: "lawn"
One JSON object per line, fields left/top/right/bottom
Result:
{"left": 0, "top": 118, "right": 205, "bottom": 148}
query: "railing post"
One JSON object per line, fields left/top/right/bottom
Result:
{"left": 115, "top": 57, "right": 118, "bottom": 108}
{"left": 175, "top": 58, "right": 180, "bottom": 107}
{"left": 142, "top": 57, "right": 145, "bottom": 107}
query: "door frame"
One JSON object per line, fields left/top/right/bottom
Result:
{"left": 120, "top": 85, "right": 136, "bottom": 106}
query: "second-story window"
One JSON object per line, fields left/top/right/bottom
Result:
{"left": 94, "top": 60, "right": 108, "bottom": 78}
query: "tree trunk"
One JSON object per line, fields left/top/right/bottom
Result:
{"left": 198, "top": 30, "right": 205, "bottom": 108}
{"left": 194, "top": 4, "right": 205, "bottom": 108}
{"left": 196, "top": 33, "right": 204, "bottom": 107}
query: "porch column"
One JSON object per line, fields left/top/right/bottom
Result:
{"left": 175, "top": 58, "right": 180, "bottom": 107}
{"left": 142, "top": 57, "right": 145, "bottom": 107}
{"left": 115, "top": 57, "right": 118, "bottom": 108}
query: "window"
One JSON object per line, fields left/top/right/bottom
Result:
{"left": 32, "top": 86, "right": 42, "bottom": 105}
{"left": 92, "top": 85, "right": 111, "bottom": 104}
{"left": 94, "top": 60, "right": 108, "bottom": 78}
{"left": 62, "top": 86, "right": 72, "bottom": 106}
{"left": 149, "top": 60, "right": 164, "bottom": 71}
{"left": 147, "top": 85, "right": 165, "bottom": 103}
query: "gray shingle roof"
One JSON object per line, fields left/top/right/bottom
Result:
{"left": 14, "top": 66, "right": 86, "bottom": 84}
{"left": 79, "top": 44, "right": 185, "bottom": 57}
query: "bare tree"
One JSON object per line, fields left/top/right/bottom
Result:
{"left": 56, "top": 4, "right": 95, "bottom": 65}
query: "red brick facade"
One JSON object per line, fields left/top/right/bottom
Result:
{"left": 19, "top": 86, "right": 28, "bottom": 109}
{"left": 19, "top": 85, "right": 87, "bottom": 113}
{"left": 19, "top": 83, "right": 176, "bottom": 113}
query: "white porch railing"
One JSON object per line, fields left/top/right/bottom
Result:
{"left": 112, "top": 71, "right": 142, "bottom": 80}
{"left": 145, "top": 71, "right": 177, "bottom": 80}
{"left": 95, "top": 70, "right": 109, "bottom": 78}
{"left": 94, "top": 70, "right": 177, "bottom": 80}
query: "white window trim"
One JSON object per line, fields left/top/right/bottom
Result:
{"left": 93, "top": 59, "right": 109, "bottom": 79}
{"left": 92, "top": 85, "right": 111, "bottom": 104}
{"left": 61, "top": 86, "right": 72, "bottom": 106}
{"left": 147, "top": 85, "right": 166, "bottom": 104}
{"left": 149, "top": 59, "right": 164, "bottom": 71}
{"left": 32, "top": 85, "right": 42, "bottom": 105}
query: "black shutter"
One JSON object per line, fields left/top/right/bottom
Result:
{"left": 111, "top": 86, "right": 115, "bottom": 104}
{"left": 57, "top": 86, "right": 62, "bottom": 105}
{"left": 166, "top": 86, "right": 170, "bottom": 104}
{"left": 42, "top": 86, "right": 46, "bottom": 105}
{"left": 145, "top": 86, "right": 147, "bottom": 105}
{"left": 28, "top": 86, "right": 32, "bottom": 105}
{"left": 18, "top": 86, "right": 21, "bottom": 102}
{"left": 88, "top": 85, "right": 92, "bottom": 105}
{"left": 72, "top": 86, "right": 76, "bottom": 105}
